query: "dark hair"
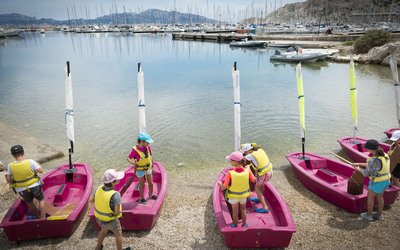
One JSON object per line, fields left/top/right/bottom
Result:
{"left": 104, "top": 182, "right": 113, "bottom": 188}
{"left": 137, "top": 139, "right": 143, "bottom": 144}
{"left": 375, "top": 147, "right": 388, "bottom": 159}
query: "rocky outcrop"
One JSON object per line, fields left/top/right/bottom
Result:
{"left": 358, "top": 41, "right": 400, "bottom": 66}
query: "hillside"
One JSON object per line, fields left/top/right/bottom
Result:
{"left": 263, "top": 0, "right": 400, "bottom": 25}
{"left": 0, "top": 9, "right": 217, "bottom": 26}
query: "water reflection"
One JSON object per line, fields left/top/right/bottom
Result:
{"left": 0, "top": 32, "right": 397, "bottom": 174}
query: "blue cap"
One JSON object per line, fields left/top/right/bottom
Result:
{"left": 136, "top": 132, "right": 154, "bottom": 143}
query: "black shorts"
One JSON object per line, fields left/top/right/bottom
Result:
{"left": 19, "top": 185, "right": 44, "bottom": 203}
{"left": 392, "top": 163, "right": 400, "bottom": 179}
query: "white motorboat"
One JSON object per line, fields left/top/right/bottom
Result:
{"left": 270, "top": 50, "right": 323, "bottom": 63}
{"left": 229, "top": 39, "right": 266, "bottom": 47}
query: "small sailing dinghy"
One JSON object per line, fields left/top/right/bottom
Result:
{"left": 285, "top": 152, "right": 400, "bottom": 213}
{"left": 213, "top": 63, "right": 295, "bottom": 248}
{"left": 89, "top": 162, "right": 167, "bottom": 230}
{"left": 337, "top": 137, "right": 390, "bottom": 163}
{"left": 0, "top": 61, "right": 93, "bottom": 242}
{"left": 213, "top": 167, "right": 296, "bottom": 248}
{"left": 89, "top": 63, "right": 167, "bottom": 230}
{"left": 384, "top": 54, "right": 400, "bottom": 139}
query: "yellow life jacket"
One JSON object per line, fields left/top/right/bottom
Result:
{"left": 367, "top": 154, "right": 391, "bottom": 183}
{"left": 94, "top": 186, "right": 122, "bottom": 222}
{"left": 133, "top": 146, "right": 152, "bottom": 171}
{"left": 250, "top": 149, "right": 272, "bottom": 176}
{"left": 389, "top": 143, "right": 400, "bottom": 164}
{"left": 226, "top": 169, "right": 252, "bottom": 199}
{"left": 9, "top": 160, "right": 39, "bottom": 188}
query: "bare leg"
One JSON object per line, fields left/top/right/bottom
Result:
{"left": 376, "top": 192, "right": 384, "bottom": 216}
{"left": 97, "top": 228, "right": 109, "bottom": 250}
{"left": 26, "top": 201, "right": 40, "bottom": 218}
{"left": 146, "top": 173, "right": 154, "bottom": 196}
{"left": 239, "top": 203, "right": 247, "bottom": 226}
{"left": 255, "top": 184, "right": 268, "bottom": 211}
{"left": 138, "top": 176, "right": 145, "bottom": 200}
{"left": 38, "top": 200, "right": 46, "bottom": 218}
{"left": 231, "top": 203, "right": 239, "bottom": 227}
{"left": 115, "top": 230, "right": 122, "bottom": 250}
{"left": 392, "top": 177, "right": 400, "bottom": 196}
{"left": 367, "top": 189, "right": 377, "bottom": 216}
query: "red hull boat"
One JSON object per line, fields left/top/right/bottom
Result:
{"left": 89, "top": 161, "right": 167, "bottom": 230}
{"left": 286, "top": 152, "right": 400, "bottom": 213}
{"left": 213, "top": 167, "right": 296, "bottom": 248}
{"left": 0, "top": 163, "right": 93, "bottom": 242}
{"left": 337, "top": 137, "right": 390, "bottom": 163}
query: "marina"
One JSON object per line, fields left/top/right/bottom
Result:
{"left": 0, "top": 28, "right": 400, "bottom": 248}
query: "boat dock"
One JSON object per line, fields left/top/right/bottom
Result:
{"left": 0, "top": 121, "right": 64, "bottom": 166}
{"left": 172, "top": 32, "right": 400, "bottom": 48}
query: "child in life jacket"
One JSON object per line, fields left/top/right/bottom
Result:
{"left": 90, "top": 169, "right": 131, "bottom": 250}
{"left": 218, "top": 151, "right": 255, "bottom": 227}
{"left": 241, "top": 143, "right": 273, "bottom": 213}
{"left": 353, "top": 139, "right": 391, "bottom": 221}
{"left": 126, "top": 132, "right": 157, "bottom": 204}
{"left": 6, "top": 145, "right": 45, "bottom": 219}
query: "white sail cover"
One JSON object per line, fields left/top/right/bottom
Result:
{"left": 64, "top": 64, "right": 74, "bottom": 148}
{"left": 138, "top": 65, "right": 146, "bottom": 133}
{"left": 296, "top": 63, "right": 305, "bottom": 138}
{"left": 232, "top": 65, "right": 241, "bottom": 151}
{"left": 390, "top": 54, "right": 400, "bottom": 127}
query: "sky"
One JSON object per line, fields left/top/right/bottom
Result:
{"left": 0, "top": 0, "right": 306, "bottom": 20}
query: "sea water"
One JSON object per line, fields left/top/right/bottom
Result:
{"left": 0, "top": 32, "right": 397, "bottom": 175}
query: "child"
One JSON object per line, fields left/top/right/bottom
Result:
{"left": 126, "top": 132, "right": 157, "bottom": 204}
{"left": 353, "top": 139, "right": 391, "bottom": 221}
{"left": 241, "top": 143, "right": 273, "bottom": 213}
{"left": 90, "top": 169, "right": 130, "bottom": 250}
{"left": 6, "top": 145, "right": 45, "bottom": 219}
{"left": 218, "top": 151, "right": 255, "bottom": 227}
{"left": 389, "top": 130, "right": 400, "bottom": 199}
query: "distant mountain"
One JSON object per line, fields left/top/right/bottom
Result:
{"left": 0, "top": 9, "right": 218, "bottom": 26}
{"left": 263, "top": 0, "right": 400, "bottom": 25}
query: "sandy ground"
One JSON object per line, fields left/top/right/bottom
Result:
{"left": 1, "top": 152, "right": 400, "bottom": 250}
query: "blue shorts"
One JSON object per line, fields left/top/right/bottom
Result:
{"left": 136, "top": 168, "right": 152, "bottom": 178}
{"left": 369, "top": 179, "right": 390, "bottom": 194}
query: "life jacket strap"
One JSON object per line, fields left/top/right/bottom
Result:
{"left": 227, "top": 189, "right": 250, "bottom": 195}
{"left": 94, "top": 207, "right": 119, "bottom": 218}
{"left": 257, "top": 161, "right": 271, "bottom": 173}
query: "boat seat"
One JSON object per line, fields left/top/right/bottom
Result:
{"left": 54, "top": 184, "right": 68, "bottom": 203}
{"left": 315, "top": 169, "right": 339, "bottom": 184}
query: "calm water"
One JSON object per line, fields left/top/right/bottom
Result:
{"left": 0, "top": 32, "right": 397, "bottom": 175}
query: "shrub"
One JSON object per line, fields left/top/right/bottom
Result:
{"left": 342, "top": 41, "right": 354, "bottom": 46}
{"left": 353, "top": 29, "right": 393, "bottom": 54}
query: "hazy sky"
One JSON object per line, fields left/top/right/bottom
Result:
{"left": 0, "top": 0, "right": 306, "bottom": 20}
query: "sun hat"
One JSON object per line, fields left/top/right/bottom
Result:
{"left": 241, "top": 143, "right": 253, "bottom": 154}
{"left": 226, "top": 151, "right": 243, "bottom": 162}
{"left": 11, "top": 145, "right": 24, "bottom": 155}
{"left": 363, "top": 139, "right": 379, "bottom": 150}
{"left": 389, "top": 130, "right": 400, "bottom": 141}
{"left": 136, "top": 132, "right": 154, "bottom": 143}
{"left": 102, "top": 169, "right": 125, "bottom": 184}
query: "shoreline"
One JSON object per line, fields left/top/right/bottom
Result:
{"left": 1, "top": 122, "right": 400, "bottom": 249}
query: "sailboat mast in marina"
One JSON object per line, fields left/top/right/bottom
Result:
{"left": 138, "top": 63, "right": 146, "bottom": 133}
{"left": 349, "top": 54, "right": 358, "bottom": 144}
{"left": 232, "top": 62, "right": 241, "bottom": 150}
{"left": 65, "top": 61, "right": 77, "bottom": 178}
{"left": 296, "top": 63, "right": 308, "bottom": 160}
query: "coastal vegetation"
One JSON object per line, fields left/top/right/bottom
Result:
{"left": 354, "top": 29, "right": 393, "bottom": 53}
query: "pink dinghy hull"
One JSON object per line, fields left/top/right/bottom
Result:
{"left": 384, "top": 128, "right": 399, "bottom": 139}
{"left": 286, "top": 152, "right": 399, "bottom": 213}
{"left": 0, "top": 163, "right": 93, "bottom": 242}
{"left": 337, "top": 137, "right": 390, "bottom": 163}
{"left": 213, "top": 167, "right": 296, "bottom": 249}
{"left": 89, "top": 161, "right": 167, "bottom": 230}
